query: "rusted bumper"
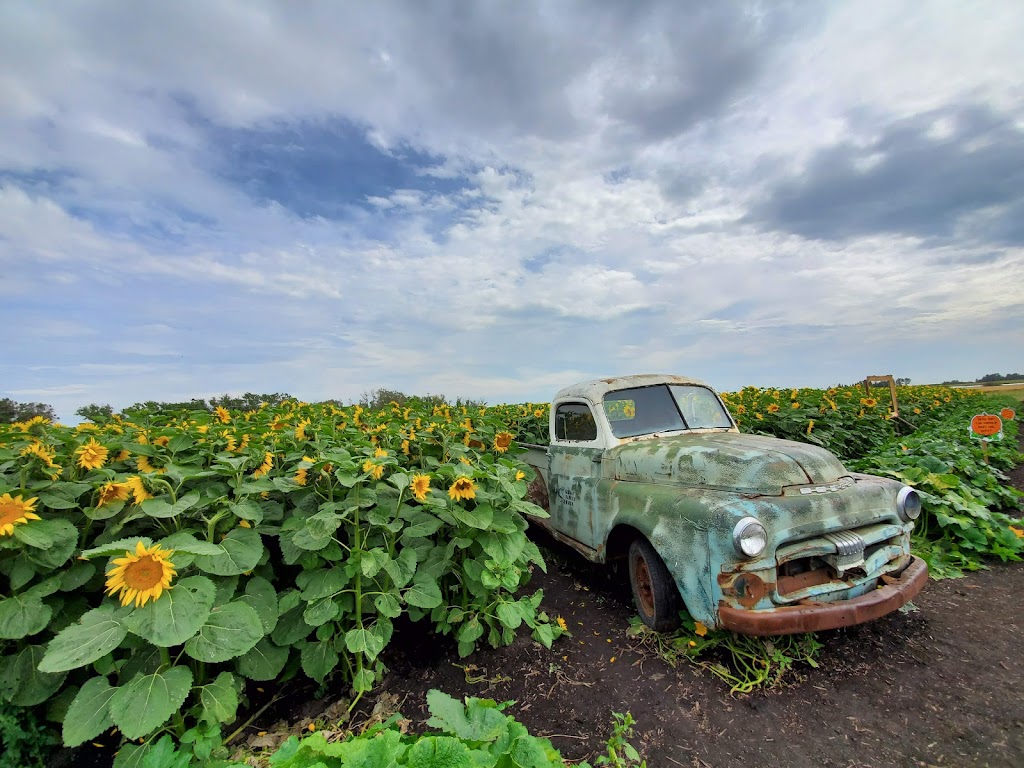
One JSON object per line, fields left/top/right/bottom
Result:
{"left": 717, "top": 556, "right": 928, "bottom": 636}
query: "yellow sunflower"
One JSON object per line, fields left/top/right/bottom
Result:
{"left": 493, "top": 432, "right": 514, "bottom": 453}
{"left": 533, "top": 408, "right": 545, "bottom": 418}
{"left": 767, "top": 404, "right": 780, "bottom": 413}
{"left": 362, "top": 460, "right": 385, "bottom": 481}
{"left": 374, "top": 447, "right": 387, "bottom": 458}
{"left": 401, "top": 440, "right": 410, "bottom": 456}
{"left": 20, "top": 442, "right": 60, "bottom": 473}
{"left": 791, "top": 402, "right": 800, "bottom": 409}
{"left": 215, "top": 406, "right": 231, "bottom": 424}
{"left": 411, "top": 473, "right": 431, "bottom": 502}
{"left": 98, "top": 481, "right": 131, "bottom": 507}
{"left": 448, "top": 476, "right": 477, "bottom": 502}
{"left": 0, "top": 493, "right": 41, "bottom": 536}
{"left": 125, "top": 476, "right": 154, "bottom": 504}
{"left": 76, "top": 438, "right": 109, "bottom": 471}
{"left": 515, "top": 470, "right": 526, "bottom": 482}
{"left": 252, "top": 452, "right": 274, "bottom": 479}
{"left": 105, "top": 541, "right": 176, "bottom": 608}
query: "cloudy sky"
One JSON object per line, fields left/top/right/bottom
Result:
{"left": 2, "top": 1, "right": 1022, "bottom": 421}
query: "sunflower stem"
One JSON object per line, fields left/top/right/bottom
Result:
{"left": 158, "top": 646, "right": 171, "bottom": 672}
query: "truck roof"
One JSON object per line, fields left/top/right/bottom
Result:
{"left": 553, "top": 374, "right": 711, "bottom": 404}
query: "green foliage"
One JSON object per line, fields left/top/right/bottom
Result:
{"left": 591, "top": 712, "right": 646, "bottom": 768}
{"left": 0, "top": 699, "right": 60, "bottom": 768}
{"left": 0, "top": 399, "right": 57, "bottom": 424}
{"left": 627, "top": 615, "right": 823, "bottom": 695}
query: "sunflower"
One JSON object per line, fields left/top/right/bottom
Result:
{"left": 533, "top": 409, "right": 545, "bottom": 418}
{"left": 98, "top": 481, "right": 131, "bottom": 507}
{"left": 105, "top": 541, "right": 176, "bottom": 608}
{"left": 448, "top": 476, "right": 477, "bottom": 502}
{"left": 493, "top": 432, "right": 514, "bottom": 453}
{"left": 125, "top": 476, "right": 154, "bottom": 504}
{"left": 374, "top": 447, "right": 387, "bottom": 458}
{"left": 0, "top": 494, "right": 41, "bottom": 536}
{"left": 76, "top": 438, "right": 109, "bottom": 471}
{"left": 20, "top": 441, "right": 59, "bottom": 469}
{"left": 136, "top": 455, "right": 158, "bottom": 474}
{"left": 734, "top": 404, "right": 746, "bottom": 415}
{"left": 515, "top": 470, "right": 526, "bottom": 482}
{"left": 401, "top": 440, "right": 410, "bottom": 455}
{"left": 215, "top": 406, "right": 231, "bottom": 424}
{"left": 861, "top": 397, "right": 878, "bottom": 408}
{"left": 153, "top": 436, "right": 170, "bottom": 447}
{"left": 767, "top": 404, "right": 780, "bottom": 413}
{"left": 411, "top": 473, "right": 431, "bottom": 502}
{"left": 362, "top": 460, "right": 385, "bottom": 481}
{"left": 791, "top": 402, "right": 800, "bottom": 409}
{"left": 252, "top": 452, "right": 274, "bottom": 479}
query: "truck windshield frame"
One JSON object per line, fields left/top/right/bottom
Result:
{"left": 603, "top": 384, "right": 732, "bottom": 438}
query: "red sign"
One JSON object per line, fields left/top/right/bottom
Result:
{"left": 970, "top": 414, "right": 1003, "bottom": 437}
{"left": 1000, "top": 408, "right": 1016, "bottom": 421}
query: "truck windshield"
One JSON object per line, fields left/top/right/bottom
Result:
{"left": 603, "top": 384, "right": 732, "bottom": 438}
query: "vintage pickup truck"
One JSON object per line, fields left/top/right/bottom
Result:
{"left": 521, "top": 374, "right": 928, "bottom": 635}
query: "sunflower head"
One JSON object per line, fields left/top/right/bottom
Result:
{"left": 125, "top": 475, "right": 154, "bottom": 504}
{"left": 105, "top": 541, "right": 177, "bottom": 608}
{"left": 76, "top": 438, "right": 109, "bottom": 471}
{"left": 448, "top": 476, "right": 477, "bottom": 502}
{"left": 215, "top": 406, "right": 231, "bottom": 424}
{"left": 98, "top": 481, "right": 132, "bottom": 508}
{"left": 362, "top": 460, "right": 385, "bottom": 481}
{"left": 493, "top": 432, "right": 514, "bottom": 453}
{"left": 0, "top": 493, "right": 41, "bottom": 537}
{"left": 767, "top": 404, "right": 780, "bottom": 413}
{"left": 411, "top": 473, "right": 431, "bottom": 502}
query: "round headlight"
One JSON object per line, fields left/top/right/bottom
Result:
{"left": 896, "top": 486, "right": 922, "bottom": 522}
{"left": 732, "top": 517, "right": 767, "bottom": 558}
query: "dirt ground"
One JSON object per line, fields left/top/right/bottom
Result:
{"left": 361, "top": 427, "right": 1024, "bottom": 768}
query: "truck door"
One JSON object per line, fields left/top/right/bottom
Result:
{"left": 548, "top": 401, "right": 604, "bottom": 550}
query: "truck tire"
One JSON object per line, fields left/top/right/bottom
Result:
{"left": 628, "top": 538, "right": 681, "bottom": 631}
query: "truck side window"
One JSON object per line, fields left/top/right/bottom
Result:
{"left": 555, "top": 403, "right": 598, "bottom": 442}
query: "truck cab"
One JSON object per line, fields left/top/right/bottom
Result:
{"left": 522, "top": 374, "right": 927, "bottom": 635}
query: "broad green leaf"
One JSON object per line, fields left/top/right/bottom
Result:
{"left": 193, "top": 527, "right": 264, "bottom": 576}
{"left": 229, "top": 499, "right": 264, "bottom": 525}
{"left": 449, "top": 503, "right": 493, "bottom": 530}
{"left": 495, "top": 602, "right": 522, "bottom": 630}
{"left": 140, "top": 492, "right": 200, "bottom": 519}
{"left": 404, "top": 578, "right": 442, "bottom": 609}
{"left": 62, "top": 676, "right": 116, "bottom": 747}
{"left": 383, "top": 547, "right": 418, "bottom": 588}
{"left": 8, "top": 556, "right": 35, "bottom": 591}
{"left": 271, "top": 607, "right": 312, "bottom": 646}
{"left": 298, "top": 567, "right": 349, "bottom": 601}
{"left": 405, "top": 736, "right": 474, "bottom": 768}
{"left": 403, "top": 513, "right": 444, "bottom": 539}
{"left": 158, "top": 531, "right": 224, "bottom": 556}
{"left": 112, "top": 743, "right": 150, "bottom": 768}
{"left": 81, "top": 537, "right": 154, "bottom": 559}
{"left": 200, "top": 671, "right": 240, "bottom": 725}
{"left": 360, "top": 547, "right": 390, "bottom": 578}
{"left": 0, "top": 594, "right": 52, "bottom": 639}
{"left": 39, "top": 605, "right": 128, "bottom": 673}
{"left": 389, "top": 473, "right": 411, "bottom": 492}
{"left": 479, "top": 531, "right": 525, "bottom": 563}
{"left": 0, "top": 645, "right": 67, "bottom": 706}
{"left": 374, "top": 592, "right": 402, "bottom": 618}
{"left": 124, "top": 576, "right": 216, "bottom": 647}
{"left": 184, "top": 601, "right": 264, "bottom": 663}
{"left": 236, "top": 638, "right": 290, "bottom": 681}
{"left": 108, "top": 666, "right": 193, "bottom": 740}
{"left": 301, "top": 640, "right": 339, "bottom": 683}
{"left": 13, "top": 518, "right": 77, "bottom": 550}
{"left": 303, "top": 597, "right": 339, "bottom": 627}
{"left": 60, "top": 561, "right": 97, "bottom": 591}
{"left": 352, "top": 667, "right": 375, "bottom": 692}
{"left": 239, "top": 576, "right": 279, "bottom": 634}
{"left": 425, "top": 690, "right": 508, "bottom": 742}
{"left": 37, "top": 489, "right": 82, "bottom": 510}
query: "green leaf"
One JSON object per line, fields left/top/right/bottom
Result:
{"left": 184, "top": 601, "right": 264, "bottom": 663}
{"left": 200, "top": 671, "right": 240, "bottom": 725}
{"left": 0, "top": 645, "right": 67, "bottom": 706}
{"left": 60, "top": 561, "right": 97, "bottom": 591}
{"left": 271, "top": 607, "right": 312, "bottom": 646}
{"left": 303, "top": 597, "right": 339, "bottom": 627}
{"left": 352, "top": 667, "right": 375, "bottom": 692}
{"left": 81, "top": 537, "right": 154, "bottom": 559}
{"left": 238, "top": 576, "right": 279, "bottom": 634}
{"left": 141, "top": 734, "right": 192, "bottom": 768}
{"left": 425, "top": 690, "right": 508, "bottom": 742}
{"left": 230, "top": 499, "right": 264, "bottom": 525}
{"left": 360, "top": 547, "right": 390, "bottom": 578}
{"left": 236, "top": 638, "right": 290, "bottom": 681}
{"left": 39, "top": 605, "right": 128, "bottom": 673}
{"left": 193, "top": 527, "right": 264, "bottom": 576}
{"left": 112, "top": 743, "right": 150, "bottom": 768}
{"left": 38, "top": 489, "right": 83, "bottom": 510}
{"left": 390, "top": 473, "right": 411, "bottom": 492}
{"left": 62, "top": 676, "right": 116, "bottom": 747}
{"left": 124, "top": 575, "right": 216, "bottom": 647}
{"left": 109, "top": 666, "right": 193, "bottom": 740}
{"left": 298, "top": 567, "right": 349, "bottom": 601}
{"left": 158, "top": 531, "right": 225, "bottom": 556}
{"left": 383, "top": 547, "right": 418, "bottom": 588}
{"left": 405, "top": 736, "right": 474, "bottom": 768}
{"left": 13, "top": 517, "right": 77, "bottom": 549}
{"left": 495, "top": 602, "right": 522, "bottom": 630}
{"left": 0, "top": 593, "right": 52, "bottom": 639}
{"left": 301, "top": 640, "right": 339, "bottom": 683}
{"left": 404, "top": 578, "right": 443, "bottom": 609}
{"left": 374, "top": 592, "right": 402, "bottom": 619}
{"left": 140, "top": 492, "right": 201, "bottom": 519}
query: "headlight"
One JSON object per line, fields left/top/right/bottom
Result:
{"left": 732, "top": 517, "right": 767, "bottom": 558}
{"left": 896, "top": 486, "right": 922, "bottom": 522}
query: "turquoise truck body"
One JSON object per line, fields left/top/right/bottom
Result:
{"left": 522, "top": 374, "right": 927, "bottom": 635}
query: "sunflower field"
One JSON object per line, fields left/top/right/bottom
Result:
{"left": 0, "top": 384, "right": 1020, "bottom": 766}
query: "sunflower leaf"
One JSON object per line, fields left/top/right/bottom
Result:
{"left": 199, "top": 671, "right": 240, "bottom": 725}
{"left": 0, "top": 645, "right": 67, "bottom": 706}
{"left": 157, "top": 531, "right": 224, "bottom": 556}
{"left": 62, "top": 676, "right": 116, "bottom": 747}
{"left": 140, "top": 492, "right": 200, "bottom": 519}
{"left": 184, "top": 601, "right": 264, "bottom": 663}
{"left": 300, "top": 639, "right": 339, "bottom": 683}
{"left": 123, "top": 576, "right": 216, "bottom": 647}
{"left": 108, "top": 665, "right": 193, "bottom": 740}
{"left": 403, "top": 577, "right": 443, "bottom": 609}
{"left": 192, "top": 527, "right": 264, "bottom": 576}
{"left": 0, "top": 593, "right": 52, "bottom": 639}
{"left": 81, "top": 537, "right": 155, "bottom": 559}
{"left": 13, "top": 518, "right": 77, "bottom": 550}
{"left": 39, "top": 605, "right": 129, "bottom": 673}
{"left": 238, "top": 576, "right": 279, "bottom": 634}
{"left": 235, "top": 638, "right": 290, "bottom": 681}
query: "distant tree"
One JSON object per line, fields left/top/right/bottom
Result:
{"left": 0, "top": 398, "right": 57, "bottom": 423}
{"left": 209, "top": 393, "right": 293, "bottom": 411}
{"left": 76, "top": 403, "right": 115, "bottom": 424}
{"left": 357, "top": 388, "right": 449, "bottom": 410}
{"left": 895, "top": 378, "right": 911, "bottom": 386}
{"left": 979, "top": 373, "right": 1004, "bottom": 383}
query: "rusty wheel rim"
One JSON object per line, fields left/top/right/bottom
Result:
{"left": 633, "top": 553, "right": 655, "bottom": 617}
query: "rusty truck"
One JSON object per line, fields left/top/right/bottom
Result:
{"left": 521, "top": 374, "right": 927, "bottom": 635}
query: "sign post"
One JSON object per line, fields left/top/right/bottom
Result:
{"left": 969, "top": 413, "right": 1003, "bottom": 465}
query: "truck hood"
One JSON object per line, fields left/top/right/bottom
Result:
{"left": 608, "top": 432, "right": 848, "bottom": 495}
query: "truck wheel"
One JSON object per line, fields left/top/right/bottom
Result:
{"left": 628, "top": 538, "right": 681, "bottom": 631}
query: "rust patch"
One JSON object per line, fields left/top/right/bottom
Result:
{"left": 778, "top": 567, "right": 833, "bottom": 596}
{"left": 718, "top": 571, "right": 770, "bottom": 607}
{"left": 526, "top": 475, "right": 550, "bottom": 511}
